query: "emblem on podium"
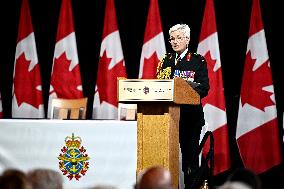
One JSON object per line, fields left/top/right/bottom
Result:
{"left": 58, "top": 133, "right": 90, "bottom": 180}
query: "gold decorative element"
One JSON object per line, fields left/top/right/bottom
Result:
{"left": 65, "top": 134, "right": 82, "bottom": 148}
{"left": 156, "top": 57, "right": 165, "bottom": 77}
{"left": 157, "top": 67, "right": 171, "bottom": 79}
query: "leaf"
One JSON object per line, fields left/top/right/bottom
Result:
{"left": 202, "top": 51, "right": 225, "bottom": 110}
{"left": 141, "top": 51, "right": 160, "bottom": 79}
{"left": 95, "top": 50, "right": 126, "bottom": 106}
{"left": 14, "top": 53, "right": 43, "bottom": 108}
{"left": 50, "top": 52, "right": 83, "bottom": 98}
{"left": 240, "top": 51, "right": 274, "bottom": 111}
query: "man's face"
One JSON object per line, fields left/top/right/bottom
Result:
{"left": 169, "top": 30, "right": 189, "bottom": 54}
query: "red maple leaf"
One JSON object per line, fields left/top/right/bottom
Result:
{"left": 240, "top": 51, "right": 274, "bottom": 111}
{"left": 67, "top": 173, "right": 73, "bottom": 180}
{"left": 62, "top": 169, "right": 67, "bottom": 175}
{"left": 50, "top": 52, "right": 83, "bottom": 98}
{"left": 142, "top": 51, "right": 160, "bottom": 79}
{"left": 14, "top": 53, "right": 43, "bottom": 108}
{"left": 61, "top": 146, "right": 67, "bottom": 153}
{"left": 81, "top": 169, "right": 87, "bottom": 175}
{"left": 202, "top": 51, "right": 226, "bottom": 110}
{"left": 95, "top": 50, "right": 126, "bottom": 106}
{"left": 79, "top": 146, "right": 86, "bottom": 153}
{"left": 75, "top": 174, "right": 81, "bottom": 180}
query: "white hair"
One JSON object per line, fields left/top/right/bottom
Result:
{"left": 218, "top": 182, "right": 253, "bottom": 189}
{"left": 169, "top": 24, "right": 190, "bottom": 38}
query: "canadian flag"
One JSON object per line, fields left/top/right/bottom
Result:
{"left": 12, "top": 0, "right": 44, "bottom": 118}
{"left": 138, "top": 0, "right": 166, "bottom": 79}
{"left": 236, "top": 0, "right": 281, "bottom": 173}
{"left": 197, "top": 0, "right": 231, "bottom": 174}
{"left": 93, "top": 0, "right": 127, "bottom": 119}
{"left": 48, "top": 0, "right": 83, "bottom": 118}
{"left": 0, "top": 92, "right": 3, "bottom": 118}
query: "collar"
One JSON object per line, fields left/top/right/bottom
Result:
{"left": 176, "top": 48, "right": 188, "bottom": 60}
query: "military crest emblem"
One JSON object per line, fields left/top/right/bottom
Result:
{"left": 143, "top": 86, "right": 150, "bottom": 94}
{"left": 58, "top": 133, "right": 90, "bottom": 180}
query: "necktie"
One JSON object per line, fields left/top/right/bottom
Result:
{"left": 175, "top": 55, "right": 181, "bottom": 65}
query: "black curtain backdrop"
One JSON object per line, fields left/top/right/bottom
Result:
{"left": 0, "top": 0, "right": 283, "bottom": 188}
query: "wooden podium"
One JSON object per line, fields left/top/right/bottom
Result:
{"left": 118, "top": 77, "right": 200, "bottom": 189}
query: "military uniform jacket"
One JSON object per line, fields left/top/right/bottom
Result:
{"left": 156, "top": 50, "right": 210, "bottom": 127}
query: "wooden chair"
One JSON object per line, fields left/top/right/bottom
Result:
{"left": 118, "top": 103, "right": 137, "bottom": 120}
{"left": 50, "top": 98, "right": 88, "bottom": 119}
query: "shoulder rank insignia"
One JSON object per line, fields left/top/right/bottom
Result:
{"left": 58, "top": 133, "right": 90, "bottom": 180}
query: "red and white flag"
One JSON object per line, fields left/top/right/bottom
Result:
{"left": 12, "top": 0, "right": 44, "bottom": 118}
{"left": 48, "top": 0, "right": 83, "bottom": 118}
{"left": 138, "top": 0, "right": 166, "bottom": 79}
{"left": 93, "top": 0, "right": 127, "bottom": 119}
{"left": 236, "top": 0, "right": 281, "bottom": 173}
{"left": 197, "top": 0, "right": 230, "bottom": 175}
{"left": 0, "top": 92, "right": 3, "bottom": 118}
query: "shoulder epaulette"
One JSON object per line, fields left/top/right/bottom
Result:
{"left": 158, "top": 53, "right": 169, "bottom": 63}
{"left": 192, "top": 53, "right": 206, "bottom": 62}
{"left": 165, "top": 52, "right": 173, "bottom": 59}
{"left": 192, "top": 52, "right": 201, "bottom": 57}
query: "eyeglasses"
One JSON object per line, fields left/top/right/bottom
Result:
{"left": 168, "top": 36, "right": 185, "bottom": 43}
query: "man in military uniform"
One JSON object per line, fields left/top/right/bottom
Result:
{"left": 157, "top": 24, "right": 210, "bottom": 189}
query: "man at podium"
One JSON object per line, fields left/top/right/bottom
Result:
{"left": 156, "top": 23, "right": 210, "bottom": 189}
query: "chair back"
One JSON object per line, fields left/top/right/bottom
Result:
{"left": 51, "top": 98, "right": 88, "bottom": 119}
